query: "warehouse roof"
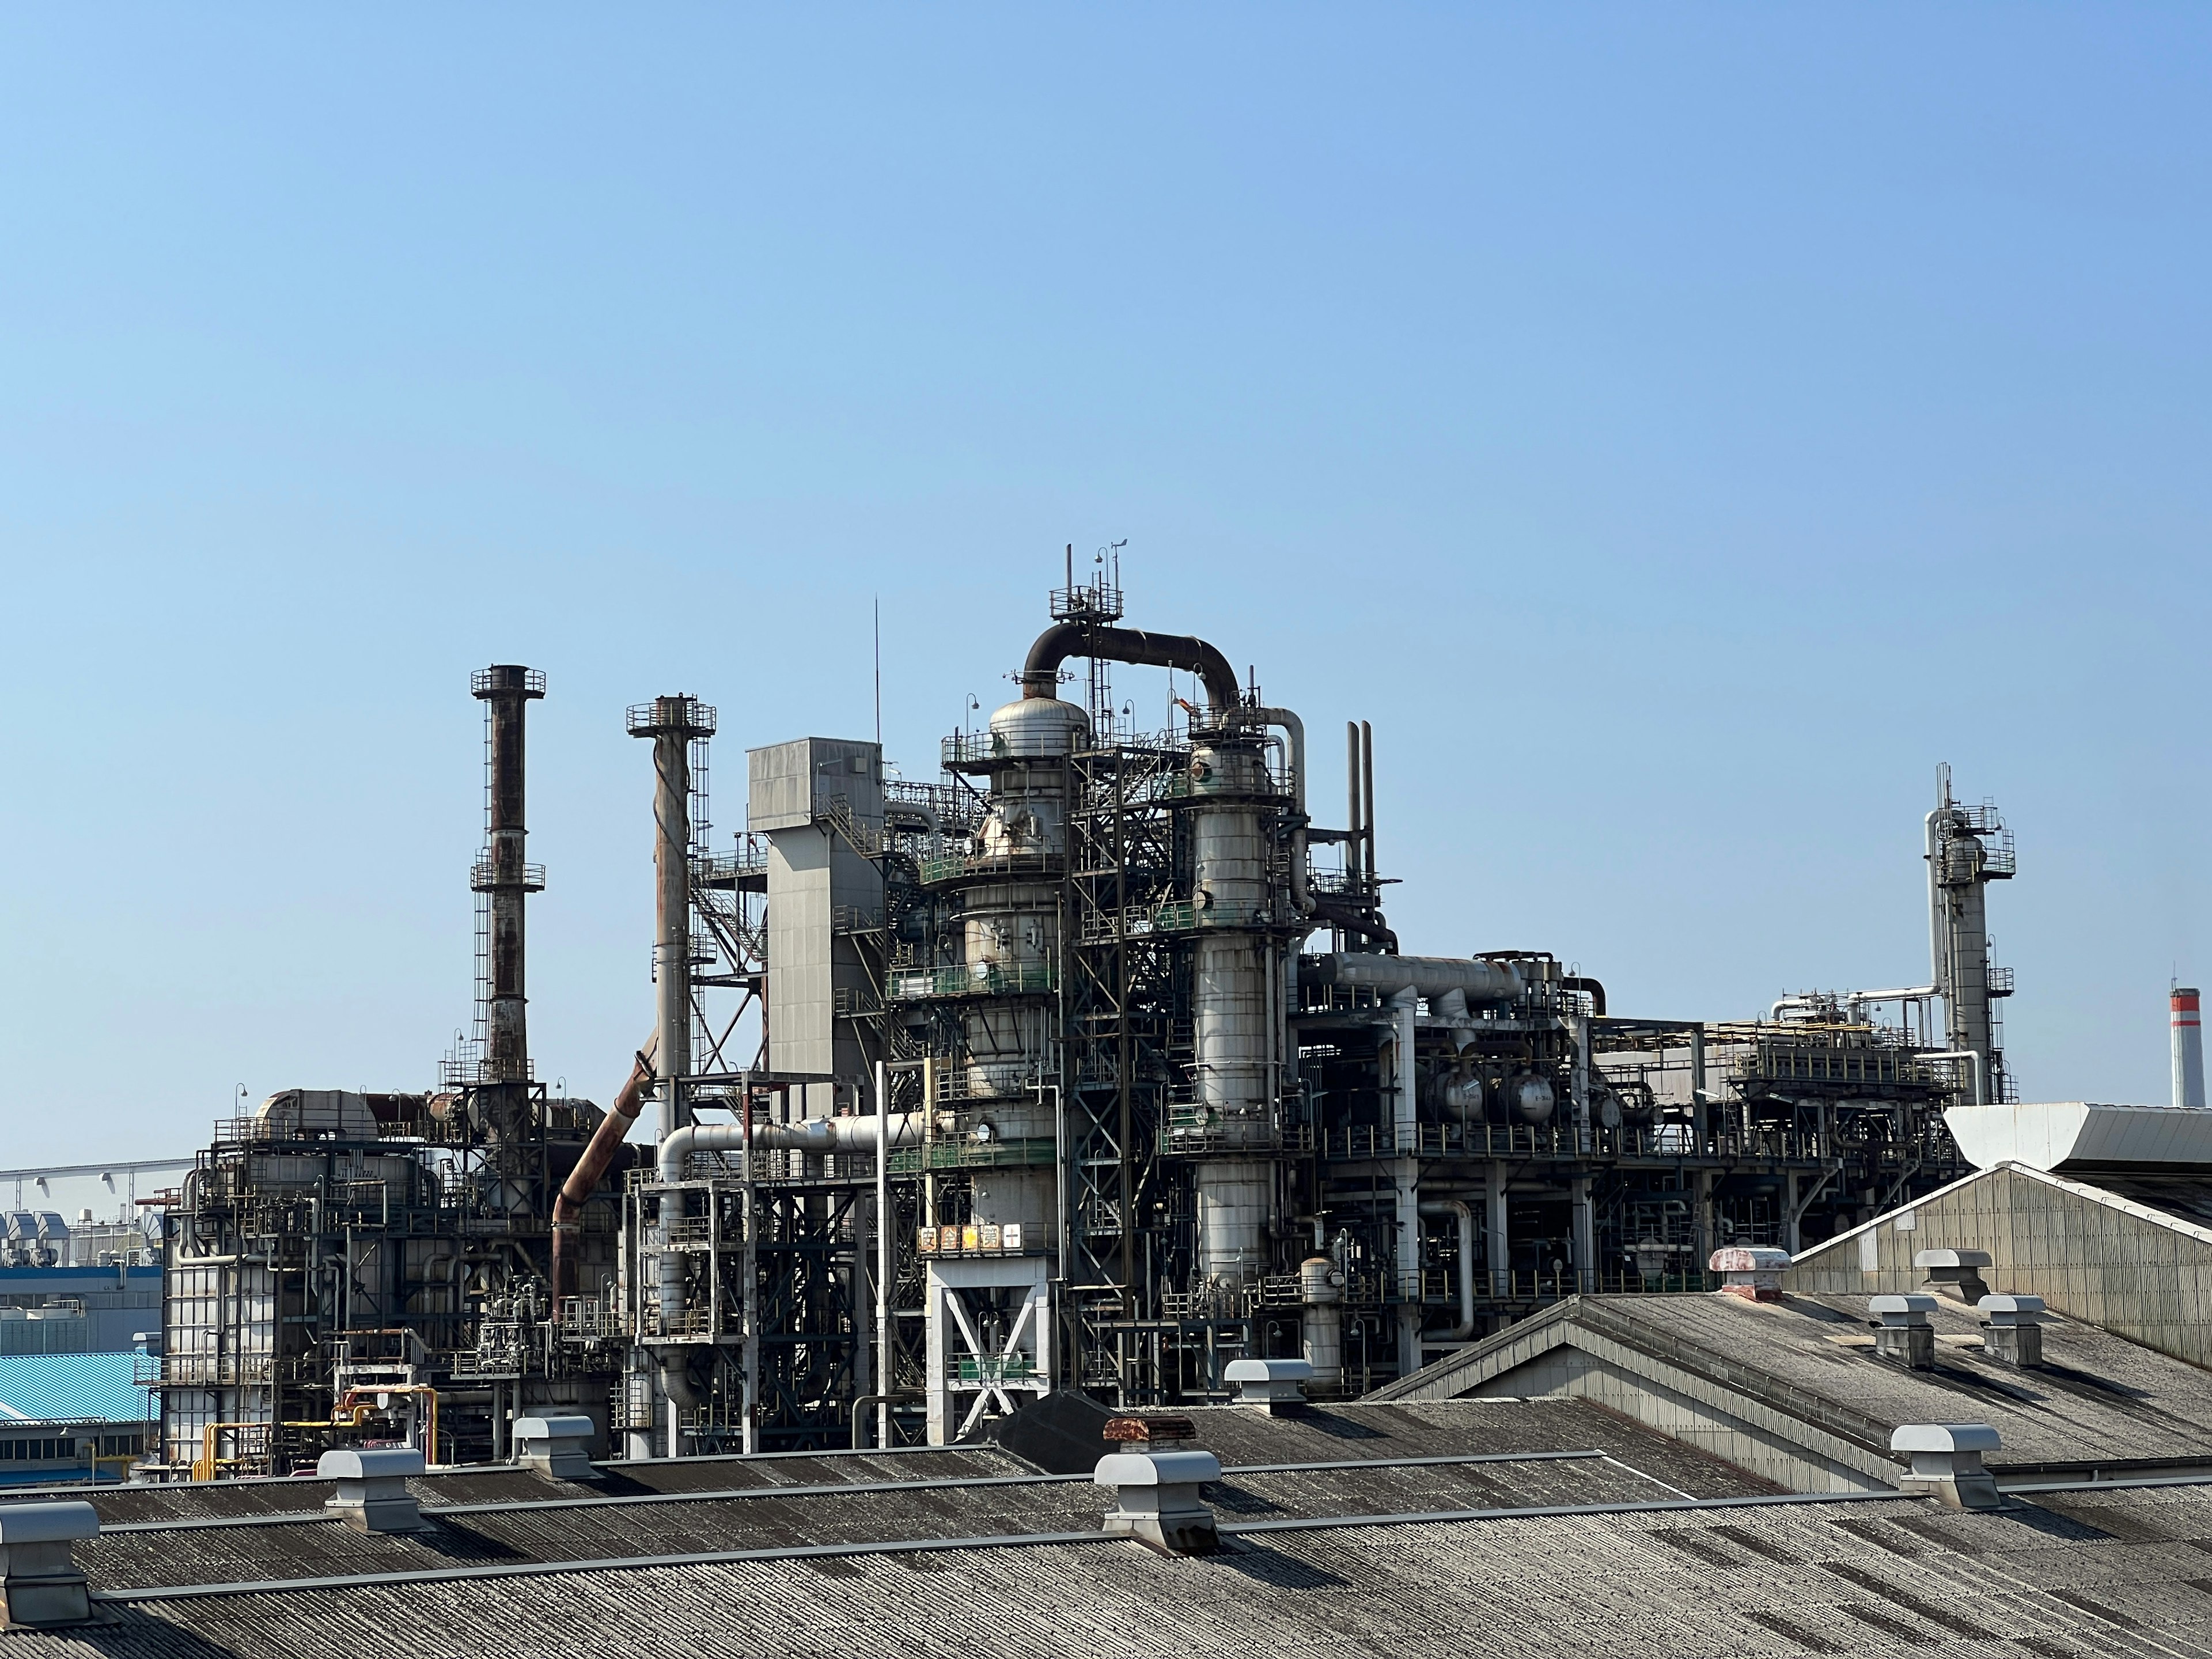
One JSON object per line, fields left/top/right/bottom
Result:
{"left": 17, "top": 1471, "right": 2212, "bottom": 1656}
{"left": 0, "top": 1354, "right": 153, "bottom": 1426}
{"left": 6, "top": 1397, "right": 1775, "bottom": 1590}
{"left": 1372, "top": 1291, "right": 2212, "bottom": 1482}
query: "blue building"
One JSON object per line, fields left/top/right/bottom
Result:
{"left": 0, "top": 1353, "right": 156, "bottom": 1484}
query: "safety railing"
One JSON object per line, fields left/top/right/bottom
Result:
{"left": 955, "top": 1354, "right": 1037, "bottom": 1384}
{"left": 468, "top": 858, "right": 547, "bottom": 893}
{"left": 915, "top": 849, "right": 1061, "bottom": 886}
{"left": 887, "top": 964, "right": 1058, "bottom": 1001}
{"left": 136, "top": 1353, "right": 276, "bottom": 1388}
{"left": 1322, "top": 1120, "right": 1838, "bottom": 1164}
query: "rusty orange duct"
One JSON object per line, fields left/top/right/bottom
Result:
{"left": 551, "top": 1036, "right": 657, "bottom": 1301}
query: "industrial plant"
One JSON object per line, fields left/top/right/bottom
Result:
{"left": 146, "top": 562, "right": 2028, "bottom": 1476}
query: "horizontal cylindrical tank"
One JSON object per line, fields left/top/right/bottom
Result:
{"left": 1305, "top": 954, "right": 1524, "bottom": 1003}
{"left": 1429, "top": 1069, "right": 1484, "bottom": 1119}
{"left": 1506, "top": 1074, "right": 1555, "bottom": 1124}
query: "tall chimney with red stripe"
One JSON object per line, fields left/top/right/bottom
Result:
{"left": 2174, "top": 986, "right": 2206, "bottom": 1111}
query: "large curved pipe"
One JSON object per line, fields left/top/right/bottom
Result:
{"left": 1020, "top": 623, "right": 1240, "bottom": 710}
{"left": 1562, "top": 976, "right": 1606, "bottom": 1017}
{"left": 1245, "top": 706, "right": 1312, "bottom": 915}
{"left": 657, "top": 1112, "right": 925, "bottom": 1183}
{"left": 550, "top": 1036, "right": 657, "bottom": 1301}
{"left": 1419, "top": 1199, "right": 1478, "bottom": 1342}
{"left": 1309, "top": 896, "right": 1398, "bottom": 952}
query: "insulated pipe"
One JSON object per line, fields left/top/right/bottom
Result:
{"left": 1244, "top": 707, "right": 1311, "bottom": 914}
{"left": 1018, "top": 623, "right": 1240, "bottom": 709}
{"left": 1419, "top": 1199, "right": 1478, "bottom": 1342}
{"left": 550, "top": 1035, "right": 658, "bottom": 1301}
{"left": 1306, "top": 953, "right": 1524, "bottom": 1003}
{"left": 1345, "top": 722, "right": 1363, "bottom": 892}
{"left": 1925, "top": 805, "right": 1949, "bottom": 995}
{"left": 1361, "top": 721, "right": 1376, "bottom": 883}
{"left": 657, "top": 1113, "right": 925, "bottom": 1183}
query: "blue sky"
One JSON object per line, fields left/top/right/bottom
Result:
{"left": 1, "top": 8, "right": 2206, "bottom": 1163}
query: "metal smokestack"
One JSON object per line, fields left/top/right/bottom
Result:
{"left": 627, "top": 695, "right": 716, "bottom": 1142}
{"left": 471, "top": 666, "right": 545, "bottom": 1096}
{"left": 2175, "top": 986, "right": 2206, "bottom": 1111}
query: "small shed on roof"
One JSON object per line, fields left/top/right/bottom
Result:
{"left": 1783, "top": 1160, "right": 2212, "bottom": 1368}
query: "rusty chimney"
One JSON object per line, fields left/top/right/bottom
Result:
{"left": 472, "top": 666, "right": 546, "bottom": 1101}
{"left": 627, "top": 695, "right": 716, "bottom": 1141}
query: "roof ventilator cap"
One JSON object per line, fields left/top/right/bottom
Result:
{"left": 318, "top": 1446, "right": 429, "bottom": 1533}
{"left": 513, "top": 1414, "right": 599, "bottom": 1482}
{"left": 1870, "top": 1294, "right": 1939, "bottom": 1369}
{"left": 1977, "top": 1294, "right": 2047, "bottom": 1369}
{"left": 1891, "top": 1422, "right": 2003, "bottom": 1510}
{"left": 0, "top": 1501, "right": 97, "bottom": 1630}
{"left": 1914, "top": 1248, "right": 1993, "bottom": 1304}
{"left": 1097, "top": 1416, "right": 1219, "bottom": 1556}
{"left": 1710, "top": 1247, "right": 1791, "bottom": 1301}
{"left": 1224, "top": 1357, "right": 1313, "bottom": 1415}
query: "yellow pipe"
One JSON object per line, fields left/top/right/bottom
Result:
{"left": 196, "top": 1384, "right": 442, "bottom": 1483}
{"left": 192, "top": 1421, "right": 269, "bottom": 1483}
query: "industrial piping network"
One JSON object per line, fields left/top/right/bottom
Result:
{"left": 608, "top": 575, "right": 2007, "bottom": 1456}
{"left": 154, "top": 584, "right": 2018, "bottom": 1477}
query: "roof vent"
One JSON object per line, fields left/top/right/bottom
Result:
{"left": 1870, "top": 1294, "right": 1938, "bottom": 1369}
{"left": 1225, "top": 1357, "right": 1313, "bottom": 1414}
{"left": 319, "top": 1447, "right": 429, "bottom": 1532}
{"left": 1977, "top": 1294, "right": 2046, "bottom": 1368}
{"left": 1891, "top": 1422, "right": 2003, "bottom": 1510}
{"left": 1096, "top": 1427, "right": 1220, "bottom": 1556}
{"left": 1914, "top": 1248, "right": 1992, "bottom": 1303}
{"left": 513, "top": 1415, "right": 599, "bottom": 1482}
{"left": 0, "top": 1501, "right": 97, "bottom": 1629}
{"left": 1710, "top": 1246, "right": 1791, "bottom": 1301}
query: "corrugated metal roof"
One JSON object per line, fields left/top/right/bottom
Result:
{"left": 0, "top": 1352, "right": 152, "bottom": 1426}
{"left": 40, "top": 1400, "right": 1775, "bottom": 1594}
{"left": 14, "top": 1480, "right": 2212, "bottom": 1658}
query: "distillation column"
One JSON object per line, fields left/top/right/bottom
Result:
{"left": 1188, "top": 725, "right": 1281, "bottom": 1288}
{"left": 961, "top": 692, "right": 1089, "bottom": 1234}
{"left": 1926, "top": 766, "right": 2013, "bottom": 1105}
{"left": 922, "top": 690, "right": 1087, "bottom": 1442}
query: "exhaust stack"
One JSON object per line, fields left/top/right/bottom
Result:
{"left": 2175, "top": 986, "right": 2206, "bottom": 1110}
{"left": 471, "top": 666, "right": 546, "bottom": 1102}
{"left": 627, "top": 695, "right": 716, "bottom": 1141}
